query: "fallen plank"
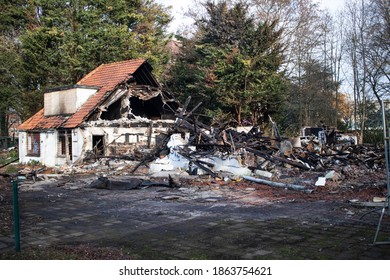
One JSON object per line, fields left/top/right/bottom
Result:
{"left": 243, "top": 175, "right": 306, "bottom": 191}
{"left": 178, "top": 151, "right": 219, "bottom": 178}
{"left": 0, "top": 158, "right": 19, "bottom": 169}
{"left": 89, "top": 177, "right": 143, "bottom": 190}
{"left": 130, "top": 156, "right": 154, "bottom": 173}
{"left": 245, "top": 147, "right": 311, "bottom": 170}
{"left": 350, "top": 201, "right": 387, "bottom": 208}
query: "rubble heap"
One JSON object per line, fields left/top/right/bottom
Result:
{"left": 123, "top": 101, "right": 386, "bottom": 191}
{"left": 7, "top": 99, "right": 386, "bottom": 193}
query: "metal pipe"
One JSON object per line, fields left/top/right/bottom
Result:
{"left": 387, "top": 134, "right": 390, "bottom": 216}
{"left": 373, "top": 207, "right": 386, "bottom": 244}
{"left": 12, "top": 179, "right": 20, "bottom": 252}
{"left": 381, "top": 100, "right": 390, "bottom": 215}
{"left": 369, "top": 100, "right": 390, "bottom": 245}
{"left": 381, "top": 101, "right": 388, "bottom": 178}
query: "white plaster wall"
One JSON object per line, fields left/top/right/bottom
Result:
{"left": 82, "top": 125, "right": 169, "bottom": 152}
{"left": 41, "top": 131, "right": 57, "bottom": 166}
{"left": 71, "top": 128, "right": 85, "bottom": 163}
{"left": 85, "top": 127, "right": 146, "bottom": 147}
{"left": 18, "top": 131, "right": 27, "bottom": 164}
{"left": 18, "top": 131, "right": 57, "bottom": 166}
{"left": 76, "top": 88, "right": 98, "bottom": 109}
{"left": 18, "top": 124, "right": 170, "bottom": 167}
{"left": 44, "top": 89, "right": 77, "bottom": 116}
{"left": 18, "top": 130, "right": 83, "bottom": 167}
{"left": 44, "top": 87, "right": 97, "bottom": 116}
{"left": 18, "top": 131, "right": 47, "bottom": 164}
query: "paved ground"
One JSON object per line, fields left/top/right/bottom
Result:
{"left": 1, "top": 175, "right": 390, "bottom": 259}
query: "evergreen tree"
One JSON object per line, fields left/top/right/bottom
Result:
{"left": 0, "top": 1, "right": 31, "bottom": 135}
{"left": 283, "top": 59, "right": 339, "bottom": 133}
{"left": 166, "top": 0, "right": 286, "bottom": 126}
{"left": 0, "top": 36, "right": 24, "bottom": 136}
{"left": 21, "top": 0, "right": 172, "bottom": 88}
{"left": 0, "top": 0, "right": 29, "bottom": 36}
{"left": 0, "top": 0, "right": 172, "bottom": 123}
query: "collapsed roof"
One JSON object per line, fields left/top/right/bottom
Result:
{"left": 18, "top": 59, "right": 179, "bottom": 131}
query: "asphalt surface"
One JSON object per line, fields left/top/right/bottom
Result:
{"left": 1, "top": 175, "right": 390, "bottom": 259}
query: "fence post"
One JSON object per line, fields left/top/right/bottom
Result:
{"left": 12, "top": 179, "right": 20, "bottom": 252}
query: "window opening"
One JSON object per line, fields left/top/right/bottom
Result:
{"left": 92, "top": 135, "right": 104, "bottom": 156}
{"left": 58, "top": 130, "right": 73, "bottom": 160}
{"left": 26, "top": 132, "right": 40, "bottom": 156}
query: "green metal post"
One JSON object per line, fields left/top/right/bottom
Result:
{"left": 382, "top": 101, "right": 390, "bottom": 216}
{"left": 12, "top": 179, "right": 20, "bottom": 252}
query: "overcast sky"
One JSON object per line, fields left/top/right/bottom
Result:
{"left": 156, "top": 0, "right": 346, "bottom": 33}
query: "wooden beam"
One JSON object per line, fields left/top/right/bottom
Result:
{"left": 243, "top": 175, "right": 306, "bottom": 191}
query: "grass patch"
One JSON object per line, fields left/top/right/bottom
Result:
{"left": 278, "top": 246, "right": 305, "bottom": 259}
{"left": 4, "top": 164, "right": 19, "bottom": 174}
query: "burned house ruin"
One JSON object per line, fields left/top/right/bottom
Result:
{"left": 18, "top": 59, "right": 179, "bottom": 167}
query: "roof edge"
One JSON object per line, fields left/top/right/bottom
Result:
{"left": 45, "top": 84, "right": 101, "bottom": 93}
{"left": 77, "top": 59, "right": 147, "bottom": 85}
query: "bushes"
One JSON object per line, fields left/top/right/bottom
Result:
{"left": 363, "top": 129, "right": 384, "bottom": 145}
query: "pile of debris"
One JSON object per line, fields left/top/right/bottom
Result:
{"left": 120, "top": 100, "right": 386, "bottom": 191}
{"left": 9, "top": 98, "right": 386, "bottom": 193}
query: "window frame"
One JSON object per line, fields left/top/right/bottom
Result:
{"left": 57, "top": 130, "right": 72, "bottom": 160}
{"left": 26, "top": 132, "right": 41, "bottom": 157}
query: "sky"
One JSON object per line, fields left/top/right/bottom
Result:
{"left": 156, "top": 0, "right": 346, "bottom": 33}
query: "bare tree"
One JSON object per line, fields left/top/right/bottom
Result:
{"left": 342, "top": 0, "right": 390, "bottom": 142}
{"left": 319, "top": 10, "right": 346, "bottom": 129}
{"left": 252, "top": 0, "right": 323, "bottom": 75}
{"left": 344, "top": 0, "right": 370, "bottom": 143}
{"left": 366, "top": 0, "right": 390, "bottom": 104}
{"left": 252, "top": 0, "right": 335, "bottom": 132}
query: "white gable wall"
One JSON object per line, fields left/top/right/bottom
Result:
{"left": 76, "top": 88, "right": 98, "bottom": 110}
{"left": 19, "top": 129, "right": 85, "bottom": 167}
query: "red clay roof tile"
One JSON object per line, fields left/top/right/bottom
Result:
{"left": 18, "top": 59, "right": 146, "bottom": 131}
{"left": 18, "top": 109, "right": 69, "bottom": 130}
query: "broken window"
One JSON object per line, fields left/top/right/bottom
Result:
{"left": 92, "top": 135, "right": 105, "bottom": 156}
{"left": 26, "top": 132, "right": 40, "bottom": 157}
{"left": 100, "top": 99, "right": 123, "bottom": 120}
{"left": 100, "top": 95, "right": 172, "bottom": 121}
{"left": 94, "top": 80, "right": 179, "bottom": 122}
{"left": 57, "top": 130, "right": 72, "bottom": 160}
{"left": 129, "top": 96, "right": 162, "bottom": 120}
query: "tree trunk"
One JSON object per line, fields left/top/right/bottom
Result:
{"left": 359, "top": 0, "right": 368, "bottom": 144}
{"left": 236, "top": 104, "right": 242, "bottom": 126}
